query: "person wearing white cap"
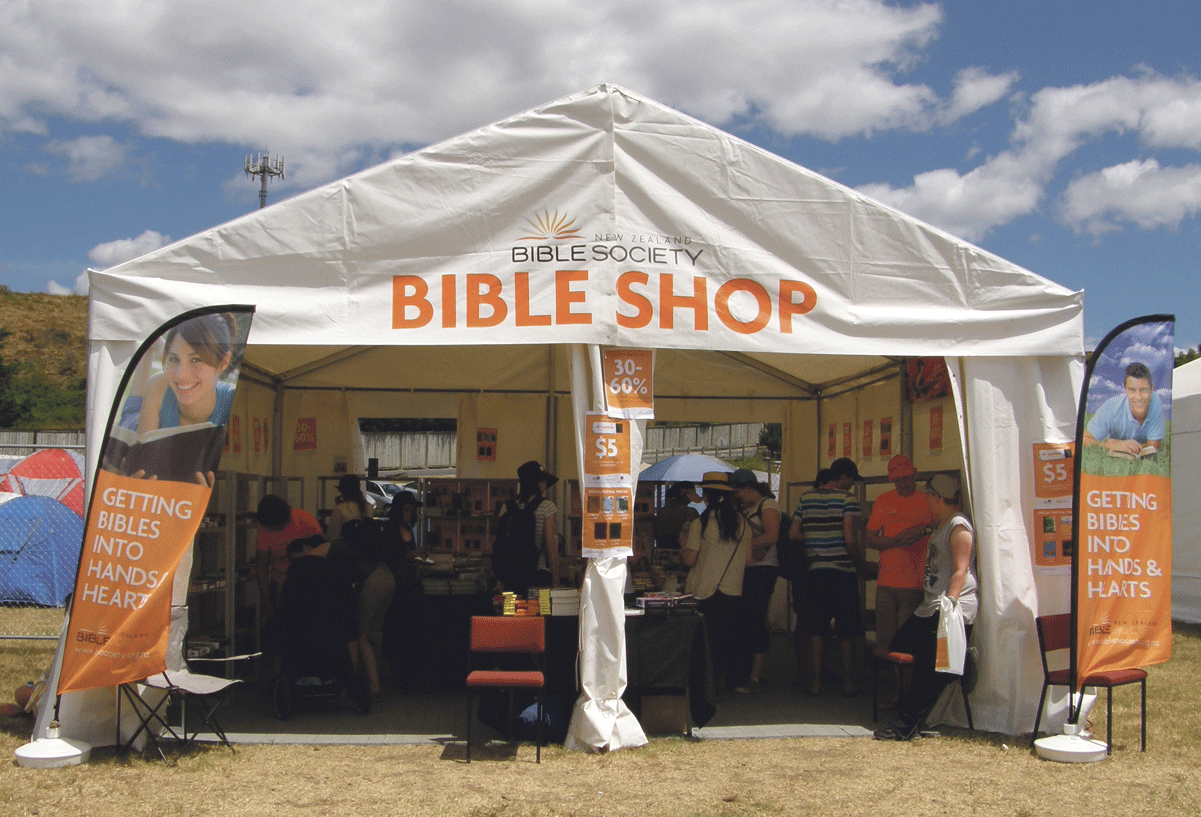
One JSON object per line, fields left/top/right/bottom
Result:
{"left": 866, "top": 455, "right": 936, "bottom": 707}
{"left": 875, "top": 472, "right": 978, "bottom": 741}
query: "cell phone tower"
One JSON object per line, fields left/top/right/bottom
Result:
{"left": 244, "top": 151, "right": 285, "bottom": 209}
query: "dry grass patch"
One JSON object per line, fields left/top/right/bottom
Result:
{"left": 0, "top": 627, "right": 1198, "bottom": 816}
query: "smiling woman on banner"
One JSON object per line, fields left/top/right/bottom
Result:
{"left": 137, "top": 312, "right": 237, "bottom": 433}
{"left": 103, "top": 311, "right": 242, "bottom": 486}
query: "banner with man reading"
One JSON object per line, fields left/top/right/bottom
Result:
{"left": 1073, "top": 314, "right": 1174, "bottom": 686}
{"left": 58, "top": 306, "right": 254, "bottom": 695}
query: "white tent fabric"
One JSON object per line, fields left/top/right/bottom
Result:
{"left": 1171, "top": 359, "right": 1201, "bottom": 623}
{"left": 41, "top": 84, "right": 1085, "bottom": 747}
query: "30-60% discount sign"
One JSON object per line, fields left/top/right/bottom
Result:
{"left": 602, "top": 349, "right": 653, "bottom": 419}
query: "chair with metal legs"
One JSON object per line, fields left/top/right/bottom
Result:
{"left": 1033, "top": 614, "right": 1145, "bottom": 753}
{"left": 465, "top": 616, "right": 546, "bottom": 763}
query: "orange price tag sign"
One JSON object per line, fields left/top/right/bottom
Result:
{"left": 584, "top": 413, "right": 632, "bottom": 483}
{"left": 1033, "top": 442, "right": 1075, "bottom": 500}
{"left": 602, "top": 349, "right": 654, "bottom": 419}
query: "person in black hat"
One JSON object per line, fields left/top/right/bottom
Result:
{"left": 729, "top": 468, "right": 781, "bottom": 694}
{"left": 682, "top": 471, "right": 752, "bottom": 694}
{"left": 508, "top": 460, "right": 560, "bottom": 590}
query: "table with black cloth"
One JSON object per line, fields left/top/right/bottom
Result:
{"left": 383, "top": 591, "right": 495, "bottom": 691}
{"left": 543, "top": 611, "right": 717, "bottom": 730}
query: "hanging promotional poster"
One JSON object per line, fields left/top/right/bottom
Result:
{"left": 58, "top": 307, "right": 255, "bottom": 695}
{"left": 601, "top": 348, "right": 654, "bottom": 419}
{"left": 581, "top": 412, "right": 634, "bottom": 558}
{"left": 1072, "top": 315, "right": 1174, "bottom": 684}
{"left": 1032, "top": 442, "right": 1074, "bottom": 571}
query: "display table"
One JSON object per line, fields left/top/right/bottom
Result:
{"left": 383, "top": 591, "right": 494, "bottom": 691}
{"left": 544, "top": 612, "right": 717, "bottom": 730}
{"left": 383, "top": 595, "right": 717, "bottom": 731}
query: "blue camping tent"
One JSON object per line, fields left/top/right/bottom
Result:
{"left": 0, "top": 495, "right": 83, "bottom": 607}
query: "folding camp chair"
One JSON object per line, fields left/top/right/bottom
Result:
{"left": 465, "top": 616, "right": 545, "bottom": 763}
{"left": 118, "top": 653, "right": 260, "bottom": 764}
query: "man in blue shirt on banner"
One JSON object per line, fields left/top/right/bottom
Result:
{"left": 1083, "top": 361, "right": 1164, "bottom": 457}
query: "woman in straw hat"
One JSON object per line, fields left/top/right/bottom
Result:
{"left": 682, "top": 471, "right": 752, "bottom": 694}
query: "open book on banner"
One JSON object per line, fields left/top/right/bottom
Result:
{"left": 1072, "top": 315, "right": 1174, "bottom": 687}
{"left": 58, "top": 307, "right": 255, "bottom": 695}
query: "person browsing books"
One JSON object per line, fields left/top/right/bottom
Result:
{"left": 1082, "top": 361, "right": 1164, "bottom": 458}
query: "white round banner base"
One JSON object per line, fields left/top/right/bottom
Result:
{"left": 1034, "top": 733, "right": 1107, "bottom": 763}
{"left": 14, "top": 736, "right": 92, "bottom": 769}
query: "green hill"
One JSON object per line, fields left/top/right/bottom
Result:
{"left": 0, "top": 288, "right": 89, "bottom": 429}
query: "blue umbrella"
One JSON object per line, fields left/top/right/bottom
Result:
{"left": 637, "top": 454, "right": 735, "bottom": 483}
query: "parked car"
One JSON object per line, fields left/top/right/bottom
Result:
{"left": 364, "top": 479, "right": 418, "bottom": 510}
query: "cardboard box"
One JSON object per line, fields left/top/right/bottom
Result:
{"left": 639, "top": 694, "right": 688, "bottom": 734}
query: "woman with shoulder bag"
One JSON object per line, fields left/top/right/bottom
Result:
{"left": 730, "top": 469, "right": 781, "bottom": 694}
{"left": 683, "top": 471, "right": 752, "bottom": 695}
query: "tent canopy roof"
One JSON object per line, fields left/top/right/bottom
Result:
{"left": 88, "top": 84, "right": 1082, "bottom": 384}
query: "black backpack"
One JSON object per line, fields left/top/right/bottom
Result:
{"left": 776, "top": 513, "right": 806, "bottom": 582}
{"left": 342, "top": 517, "right": 389, "bottom": 564}
{"left": 490, "top": 497, "right": 544, "bottom": 593}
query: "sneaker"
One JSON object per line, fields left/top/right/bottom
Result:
{"left": 733, "top": 679, "right": 761, "bottom": 694}
{"left": 874, "top": 724, "right": 922, "bottom": 741}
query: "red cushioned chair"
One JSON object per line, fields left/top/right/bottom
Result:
{"left": 465, "top": 615, "right": 546, "bottom": 763}
{"left": 1033, "top": 613, "right": 1146, "bottom": 753}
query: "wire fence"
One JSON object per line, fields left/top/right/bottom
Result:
{"left": 0, "top": 431, "right": 85, "bottom": 640}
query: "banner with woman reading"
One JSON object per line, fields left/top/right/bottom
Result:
{"left": 58, "top": 307, "right": 254, "bottom": 695}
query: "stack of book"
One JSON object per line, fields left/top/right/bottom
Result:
{"left": 501, "top": 591, "right": 518, "bottom": 614}
{"left": 450, "top": 576, "right": 483, "bottom": 595}
{"left": 422, "top": 577, "right": 452, "bottom": 594}
{"left": 550, "top": 588, "right": 581, "bottom": 616}
{"left": 636, "top": 592, "right": 696, "bottom": 613}
{"left": 528, "top": 588, "right": 552, "bottom": 615}
{"left": 513, "top": 598, "right": 540, "bottom": 616}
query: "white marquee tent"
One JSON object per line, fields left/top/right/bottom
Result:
{"left": 1171, "top": 358, "right": 1201, "bottom": 623}
{"left": 40, "top": 84, "right": 1085, "bottom": 747}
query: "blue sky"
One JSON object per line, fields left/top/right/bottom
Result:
{"left": 2, "top": 1, "right": 1198, "bottom": 350}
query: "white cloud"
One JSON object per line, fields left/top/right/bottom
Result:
{"left": 1060, "top": 158, "right": 1201, "bottom": 234}
{"left": 856, "top": 71, "right": 1201, "bottom": 241}
{"left": 46, "top": 271, "right": 91, "bottom": 297}
{"left": 48, "top": 135, "right": 127, "bottom": 182}
{"left": 938, "top": 67, "right": 1019, "bottom": 124}
{"left": 87, "top": 231, "right": 172, "bottom": 268}
{"left": 0, "top": 0, "right": 968, "bottom": 186}
{"left": 48, "top": 231, "right": 172, "bottom": 296}
{"left": 858, "top": 158, "right": 1042, "bottom": 242}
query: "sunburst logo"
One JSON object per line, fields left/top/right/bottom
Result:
{"left": 520, "top": 210, "right": 582, "bottom": 241}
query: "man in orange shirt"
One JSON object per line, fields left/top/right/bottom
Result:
{"left": 866, "top": 455, "right": 935, "bottom": 676}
